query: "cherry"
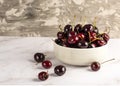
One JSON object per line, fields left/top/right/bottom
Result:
{"left": 96, "top": 39, "right": 106, "bottom": 47}
{"left": 64, "top": 24, "right": 72, "bottom": 33}
{"left": 55, "top": 39, "right": 63, "bottom": 46}
{"left": 54, "top": 65, "right": 66, "bottom": 76}
{"left": 88, "top": 43, "right": 96, "bottom": 48}
{"left": 67, "top": 36, "right": 76, "bottom": 44}
{"left": 68, "top": 31, "right": 77, "bottom": 37}
{"left": 91, "top": 62, "right": 100, "bottom": 71}
{"left": 42, "top": 60, "right": 52, "bottom": 69}
{"left": 34, "top": 53, "right": 45, "bottom": 63}
{"left": 38, "top": 71, "right": 49, "bottom": 81}
{"left": 77, "top": 33, "right": 85, "bottom": 40}
{"left": 74, "top": 24, "right": 82, "bottom": 33}
{"left": 90, "top": 58, "right": 115, "bottom": 71}
{"left": 88, "top": 32, "right": 97, "bottom": 41}
{"left": 101, "top": 33, "right": 110, "bottom": 42}
{"left": 57, "top": 31, "right": 64, "bottom": 39}
{"left": 68, "top": 36, "right": 79, "bottom": 44}
{"left": 77, "top": 40, "right": 88, "bottom": 48}
{"left": 93, "top": 26, "right": 99, "bottom": 34}
{"left": 82, "top": 24, "right": 94, "bottom": 32}
{"left": 62, "top": 42, "right": 70, "bottom": 47}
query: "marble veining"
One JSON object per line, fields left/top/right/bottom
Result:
{"left": 0, "top": 0, "right": 120, "bottom": 38}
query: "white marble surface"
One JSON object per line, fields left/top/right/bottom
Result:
{"left": 0, "top": 37, "right": 120, "bottom": 85}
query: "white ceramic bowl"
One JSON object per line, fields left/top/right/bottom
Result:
{"left": 54, "top": 42, "right": 109, "bottom": 66}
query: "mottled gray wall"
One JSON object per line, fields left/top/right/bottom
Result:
{"left": 0, "top": 0, "right": 120, "bottom": 38}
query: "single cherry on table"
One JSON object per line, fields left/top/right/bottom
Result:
{"left": 38, "top": 71, "right": 49, "bottom": 81}
{"left": 34, "top": 53, "right": 45, "bottom": 63}
{"left": 54, "top": 65, "right": 66, "bottom": 76}
{"left": 42, "top": 60, "right": 52, "bottom": 69}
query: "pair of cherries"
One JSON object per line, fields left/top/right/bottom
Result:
{"left": 34, "top": 53, "right": 66, "bottom": 81}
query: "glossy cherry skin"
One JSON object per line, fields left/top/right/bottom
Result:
{"left": 77, "top": 33, "right": 85, "bottom": 40}
{"left": 55, "top": 39, "right": 63, "bottom": 46}
{"left": 96, "top": 39, "right": 106, "bottom": 47}
{"left": 42, "top": 60, "right": 52, "bottom": 69}
{"left": 74, "top": 24, "right": 82, "bottom": 33}
{"left": 82, "top": 24, "right": 94, "bottom": 32}
{"left": 88, "top": 43, "right": 96, "bottom": 48}
{"left": 38, "top": 71, "right": 49, "bottom": 81}
{"left": 77, "top": 40, "right": 88, "bottom": 48}
{"left": 101, "top": 33, "right": 110, "bottom": 42}
{"left": 68, "top": 31, "right": 77, "bottom": 37}
{"left": 57, "top": 31, "right": 64, "bottom": 39}
{"left": 54, "top": 65, "right": 66, "bottom": 76}
{"left": 64, "top": 24, "right": 72, "bottom": 33}
{"left": 68, "top": 36, "right": 79, "bottom": 44}
{"left": 88, "top": 32, "right": 97, "bottom": 41}
{"left": 91, "top": 62, "right": 100, "bottom": 71}
{"left": 93, "top": 26, "right": 99, "bottom": 34}
{"left": 34, "top": 53, "right": 45, "bottom": 63}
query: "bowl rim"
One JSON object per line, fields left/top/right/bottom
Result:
{"left": 53, "top": 40, "right": 108, "bottom": 50}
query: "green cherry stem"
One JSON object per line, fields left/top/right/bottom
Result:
{"left": 88, "top": 58, "right": 115, "bottom": 66}
{"left": 93, "top": 17, "right": 97, "bottom": 27}
{"left": 59, "top": 25, "right": 63, "bottom": 32}
{"left": 101, "top": 58, "right": 115, "bottom": 64}
{"left": 104, "top": 27, "right": 110, "bottom": 34}
{"left": 82, "top": 16, "right": 86, "bottom": 26}
{"left": 72, "top": 15, "right": 76, "bottom": 30}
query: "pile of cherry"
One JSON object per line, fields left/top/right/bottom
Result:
{"left": 55, "top": 24, "right": 110, "bottom": 48}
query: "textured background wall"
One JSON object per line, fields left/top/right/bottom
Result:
{"left": 0, "top": 0, "right": 120, "bottom": 38}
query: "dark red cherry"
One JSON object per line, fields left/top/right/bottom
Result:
{"left": 88, "top": 32, "right": 97, "bottom": 41}
{"left": 55, "top": 39, "right": 63, "bottom": 46}
{"left": 54, "top": 65, "right": 66, "bottom": 76}
{"left": 74, "top": 24, "right": 82, "bottom": 33}
{"left": 77, "top": 33, "right": 85, "bottom": 40}
{"left": 57, "top": 31, "right": 64, "bottom": 39}
{"left": 68, "top": 36, "right": 79, "bottom": 44}
{"left": 93, "top": 26, "right": 99, "bottom": 34}
{"left": 96, "top": 39, "right": 106, "bottom": 47}
{"left": 62, "top": 42, "right": 70, "bottom": 47}
{"left": 88, "top": 43, "right": 96, "bottom": 48}
{"left": 74, "top": 35, "right": 79, "bottom": 42}
{"left": 68, "top": 31, "right": 77, "bottom": 37}
{"left": 42, "top": 60, "right": 52, "bottom": 69}
{"left": 38, "top": 71, "right": 49, "bottom": 81}
{"left": 34, "top": 53, "right": 45, "bottom": 63}
{"left": 68, "top": 36, "right": 76, "bottom": 44}
{"left": 83, "top": 24, "right": 94, "bottom": 32}
{"left": 91, "top": 62, "right": 100, "bottom": 71}
{"left": 64, "top": 24, "right": 72, "bottom": 33}
{"left": 101, "top": 33, "right": 110, "bottom": 42}
{"left": 77, "top": 40, "right": 88, "bottom": 48}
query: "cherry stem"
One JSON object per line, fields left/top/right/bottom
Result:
{"left": 106, "top": 27, "right": 110, "bottom": 34}
{"left": 101, "top": 58, "right": 115, "bottom": 64}
{"left": 82, "top": 16, "right": 86, "bottom": 26}
{"left": 72, "top": 15, "right": 76, "bottom": 30}
{"left": 59, "top": 25, "right": 63, "bottom": 31}
{"left": 93, "top": 17, "right": 97, "bottom": 27}
{"left": 88, "top": 37, "right": 101, "bottom": 44}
